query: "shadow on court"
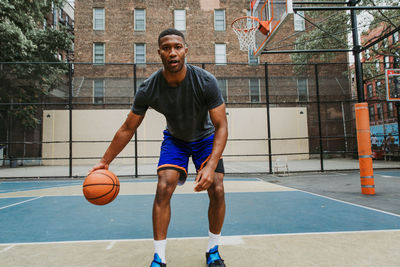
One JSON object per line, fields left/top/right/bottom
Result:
{"left": 1, "top": 171, "right": 400, "bottom": 266}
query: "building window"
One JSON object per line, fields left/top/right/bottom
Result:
{"left": 217, "top": 79, "right": 228, "bottom": 102}
{"left": 365, "top": 49, "right": 370, "bottom": 59}
{"left": 388, "top": 102, "right": 394, "bottom": 117}
{"left": 369, "top": 106, "right": 375, "bottom": 121}
{"left": 373, "top": 43, "right": 379, "bottom": 50}
{"left": 248, "top": 50, "right": 259, "bottom": 65}
{"left": 297, "top": 78, "right": 308, "bottom": 102}
{"left": 134, "top": 9, "right": 146, "bottom": 31}
{"left": 214, "top": 10, "right": 226, "bottom": 31}
{"left": 375, "top": 60, "right": 380, "bottom": 72}
{"left": 215, "top": 44, "right": 227, "bottom": 65}
{"left": 394, "top": 31, "right": 399, "bottom": 44}
{"left": 367, "top": 84, "right": 373, "bottom": 97}
{"left": 93, "top": 8, "right": 105, "bottom": 30}
{"left": 376, "top": 81, "right": 382, "bottom": 94}
{"left": 294, "top": 11, "right": 305, "bottom": 31}
{"left": 134, "top": 43, "right": 146, "bottom": 64}
{"left": 377, "top": 103, "right": 383, "bottom": 120}
{"left": 93, "top": 43, "right": 105, "bottom": 64}
{"left": 93, "top": 80, "right": 105, "bottom": 104}
{"left": 384, "top": 56, "right": 390, "bottom": 69}
{"left": 249, "top": 79, "right": 260, "bottom": 103}
{"left": 174, "top": 9, "right": 186, "bottom": 31}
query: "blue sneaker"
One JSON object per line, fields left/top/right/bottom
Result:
{"left": 206, "top": 245, "right": 226, "bottom": 267}
{"left": 150, "top": 253, "right": 166, "bottom": 267}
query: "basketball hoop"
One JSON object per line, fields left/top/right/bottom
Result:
{"left": 232, "top": 16, "right": 260, "bottom": 52}
{"left": 232, "top": 16, "right": 270, "bottom": 52}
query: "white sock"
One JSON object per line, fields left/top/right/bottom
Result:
{"left": 154, "top": 239, "right": 167, "bottom": 263}
{"left": 207, "top": 231, "right": 221, "bottom": 252}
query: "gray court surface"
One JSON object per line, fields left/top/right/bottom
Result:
{"left": 1, "top": 169, "right": 400, "bottom": 266}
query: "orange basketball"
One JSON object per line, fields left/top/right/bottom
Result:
{"left": 83, "top": 169, "right": 120, "bottom": 205}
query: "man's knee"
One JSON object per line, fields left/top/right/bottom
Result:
{"left": 155, "top": 170, "right": 179, "bottom": 204}
{"left": 208, "top": 174, "right": 225, "bottom": 200}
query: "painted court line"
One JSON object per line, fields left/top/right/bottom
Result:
{"left": 0, "top": 196, "right": 43, "bottom": 210}
{"left": 0, "top": 245, "right": 15, "bottom": 253}
{"left": 293, "top": 188, "right": 400, "bottom": 218}
{"left": 2, "top": 229, "right": 400, "bottom": 247}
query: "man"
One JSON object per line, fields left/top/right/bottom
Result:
{"left": 90, "top": 28, "right": 228, "bottom": 267}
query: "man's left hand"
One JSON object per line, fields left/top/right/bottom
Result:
{"left": 194, "top": 166, "right": 215, "bottom": 192}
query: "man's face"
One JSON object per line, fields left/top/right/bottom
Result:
{"left": 158, "top": 34, "right": 188, "bottom": 73}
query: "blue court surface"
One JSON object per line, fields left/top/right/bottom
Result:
{"left": 1, "top": 178, "right": 400, "bottom": 244}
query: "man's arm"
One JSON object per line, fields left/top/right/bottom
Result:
{"left": 90, "top": 111, "right": 145, "bottom": 172}
{"left": 194, "top": 103, "right": 228, "bottom": 192}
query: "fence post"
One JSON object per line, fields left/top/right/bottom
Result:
{"left": 355, "top": 103, "right": 375, "bottom": 195}
{"left": 68, "top": 62, "right": 73, "bottom": 178}
{"left": 264, "top": 62, "right": 272, "bottom": 173}
{"left": 315, "top": 64, "right": 324, "bottom": 172}
{"left": 133, "top": 63, "right": 138, "bottom": 178}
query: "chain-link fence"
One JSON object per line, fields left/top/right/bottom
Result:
{"left": 1, "top": 62, "right": 398, "bottom": 178}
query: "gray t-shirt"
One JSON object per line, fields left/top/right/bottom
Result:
{"left": 131, "top": 64, "right": 224, "bottom": 142}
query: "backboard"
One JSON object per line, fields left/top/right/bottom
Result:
{"left": 385, "top": 69, "right": 400, "bottom": 101}
{"left": 251, "top": 0, "right": 293, "bottom": 56}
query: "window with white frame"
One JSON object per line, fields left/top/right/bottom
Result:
{"left": 294, "top": 11, "right": 305, "bottom": 31}
{"left": 134, "top": 9, "right": 146, "bottom": 31}
{"left": 373, "top": 43, "right": 379, "bottom": 50}
{"left": 367, "top": 84, "right": 373, "bottom": 97}
{"left": 174, "top": 9, "right": 186, "bottom": 31}
{"left": 93, "top": 79, "right": 105, "bottom": 104}
{"left": 249, "top": 79, "right": 260, "bottom": 103}
{"left": 365, "top": 49, "right": 370, "bottom": 59}
{"left": 377, "top": 103, "right": 383, "bottom": 120}
{"left": 93, "top": 8, "right": 105, "bottom": 30}
{"left": 376, "top": 81, "right": 381, "bottom": 93}
{"left": 215, "top": 44, "right": 227, "bottom": 65}
{"left": 297, "top": 78, "right": 308, "bottom": 101}
{"left": 134, "top": 43, "right": 146, "bottom": 64}
{"left": 369, "top": 106, "right": 374, "bottom": 121}
{"left": 388, "top": 102, "right": 394, "bottom": 117}
{"left": 248, "top": 50, "right": 259, "bottom": 65}
{"left": 214, "top": 10, "right": 226, "bottom": 31}
{"left": 394, "top": 31, "right": 399, "bottom": 43}
{"left": 217, "top": 79, "right": 228, "bottom": 102}
{"left": 375, "top": 60, "right": 380, "bottom": 72}
{"left": 93, "top": 43, "right": 105, "bottom": 64}
{"left": 384, "top": 56, "right": 390, "bottom": 69}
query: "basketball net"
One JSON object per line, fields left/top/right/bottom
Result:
{"left": 231, "top": 16, "right": 260, "bottom": 52}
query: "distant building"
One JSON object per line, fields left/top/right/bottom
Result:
{"left": 360, "top": 23, "right": 399, "bottom": 145}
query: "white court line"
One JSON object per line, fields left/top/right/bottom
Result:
{"left": 293, "top": 188, "right": 400, "bottom": 218}
{"left": 0, "top": 196, "right": 43, "bottom": 210}
{"left": 106, "top": 240, "right": 116, "bottom": 250}
{"left": 1, "top": 229, "right": 400, "bottom": 247}
{"left": 0, "top": 245, "right": 15, "bottom": 253}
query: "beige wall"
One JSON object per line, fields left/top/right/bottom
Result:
{"left": 42, "top": 107, "right": 309, "bottom": 165}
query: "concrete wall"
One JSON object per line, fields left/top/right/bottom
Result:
{"left": 42, "top": 107, "right": 309, "bottom": 165}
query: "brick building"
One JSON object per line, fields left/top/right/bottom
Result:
{"left": 57, "top": 0, "right": 354, "bottom": 164}
{"left": 361, "top": 24, "right": 399, "bottom": 147}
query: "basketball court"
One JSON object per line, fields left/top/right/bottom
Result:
{"left": 1, "top": 171, "right": 400, "bottom": 266}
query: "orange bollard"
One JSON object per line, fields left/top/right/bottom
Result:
{"left": 355, "top": 103, "right": 375, "bottom": 195}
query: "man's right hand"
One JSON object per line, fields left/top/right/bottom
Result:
{"left": 88, "top": 161, "right": 109, "bottom": 175}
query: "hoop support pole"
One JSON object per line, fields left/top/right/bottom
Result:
{"left": 355, "top": 103, "right": 375, "bottom": 195}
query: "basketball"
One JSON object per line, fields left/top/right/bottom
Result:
{"left": 83, "top": 169, "right": 120, "bottom": 205}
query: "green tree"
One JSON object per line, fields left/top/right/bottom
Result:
{"left": 0, "top": 0, "right": 73, "bottom": 128}
{"left": 290, "top": 0, "right": 399, "bottom": 77}
{"left": 359, "top": 0, "right": 400, "bottom": 94}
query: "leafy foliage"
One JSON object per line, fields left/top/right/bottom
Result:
{"left": 0, "top": 0, "right": 73, "bottom": 129}
{"left": 290, "top": 0, "right": 399, "bottom": 76}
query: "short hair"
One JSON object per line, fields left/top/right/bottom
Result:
{"left": 158, "top": 28, "right": 185, "bottom": 46}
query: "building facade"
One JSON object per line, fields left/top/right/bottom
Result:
{"left": 361, "top": 24, "right": 399, "bottom": 147}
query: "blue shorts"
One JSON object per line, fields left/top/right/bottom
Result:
{"left": 157, "top": 130, "right": 224, "bottom": 185}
